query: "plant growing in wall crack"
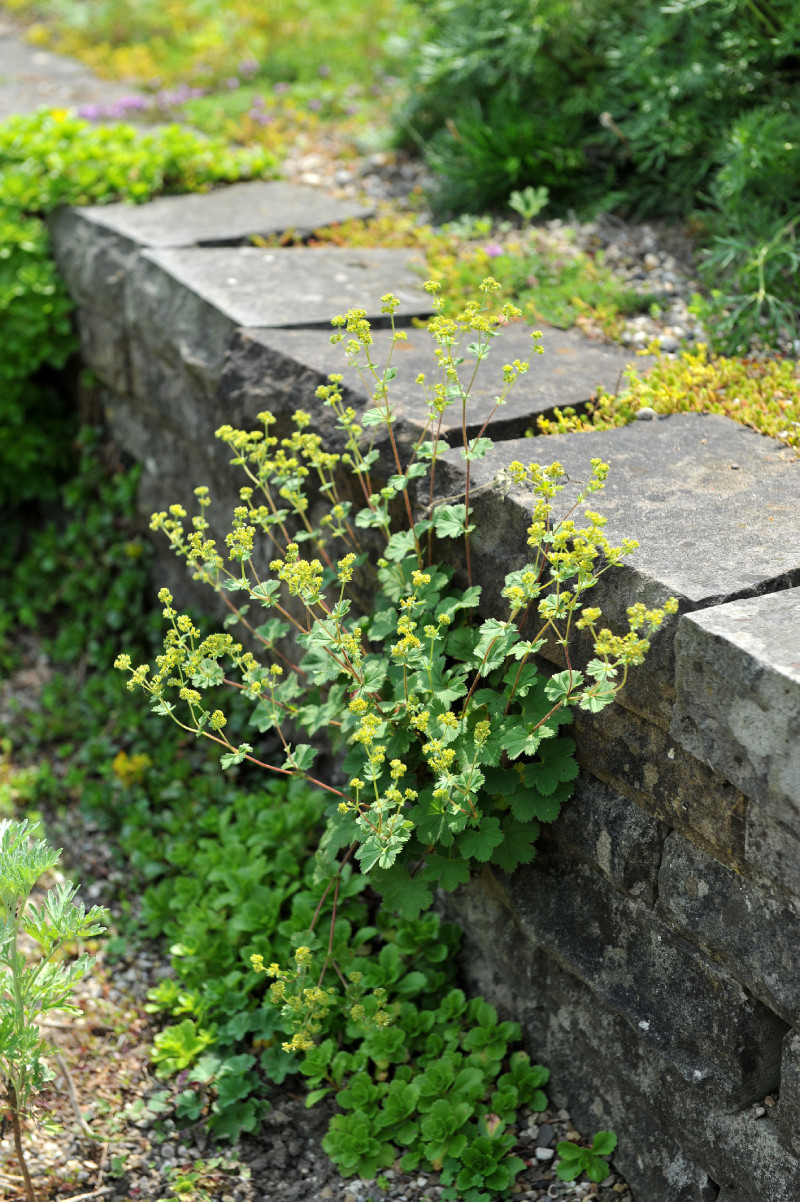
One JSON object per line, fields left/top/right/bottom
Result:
{"left": 118, "top": 278, "right": 673, "bottom": 1188}
{"left": 0, "top": 819, "right": 109, "bottom": 1202}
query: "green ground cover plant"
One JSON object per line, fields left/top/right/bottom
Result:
{"left": 0, "top": 108, "right": 274, "bottom": 510}
{"left": 535, "top": 344, "right": 800, "bottom": 451}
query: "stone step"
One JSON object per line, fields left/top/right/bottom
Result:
{"left": 220, "top": 322, "right": 642, "bottom": 455}
{"left": 52, "top": 179, "right": 373, "bottom": 249}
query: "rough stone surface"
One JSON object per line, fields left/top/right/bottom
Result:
{"left": 217, "top": 322, "right": 641, "bottom": 458}
{"left": 445, "top": 879, "right": 786, "bottom": 1202}
{"left": 66, "top": 180, "right": 373, "bottom": 247}
{"left": 671, "top": 588, "right": 800, "bottom": 898}
{"left": 572, "top": 703, "right": 749, "bottom": 869}
{"left": 657, "top": 831, "right": 800, "bottom": 1022}
{"left": 496, "top": 853, "right": 784, "bottom": 1103}
{"left": 547, "top": 990, "right": 794, "bottom": 1202}
{"left": 544, "top": 774, "right": 668, "bottom": 905}
{"left": 49, "top": 211, "right": 142, "bottom": 395}
{"left": 141, "top": 245, "right": 432, "bottom": 330}
{"left": 434, "top": 413, "right": 800, "bottom": 727}
{"left": 777, "top": 1032, "right": 800, "bottom": 1158}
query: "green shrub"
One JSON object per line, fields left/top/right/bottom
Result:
{"left": 401, "top": 0, "right": 800, "bottom": 351}
{"left": 0, "top": 109, "right": 276, "bottom": 509}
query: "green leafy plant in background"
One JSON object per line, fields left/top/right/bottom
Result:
{"left": 0, "top": 427, "right": 157, "bottom": 673}
{"left": 0, "top": 108, "right": 275, "bottom": 510}
{"left": 398, "top": 0, "right": 800, "bottom": 352}
{"left": 0, "top": 819, "right": 108, "bottom": 1202}
{"left": 9, "top": 0, "right": 420, "bottom": 99}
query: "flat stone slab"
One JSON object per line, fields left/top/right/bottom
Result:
{"left": 433, "top": 413, "right": 800, "bottom": 726}
{"left": 220, "top": 321, "right": 641, "bottom": 447}
{"left": 141, "top": 245, "right": 432, "bottom": 329}
{"left": 670, "top": 586, "right": 800, "bottom": 895}
{"left": 69, "top": 180, "right": 373, "bottom": 247}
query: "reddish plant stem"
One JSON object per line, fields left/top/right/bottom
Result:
{"left": 8, "top": 1085, "right": 37, "bottom": 1202}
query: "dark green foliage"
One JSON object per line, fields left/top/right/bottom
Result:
{"left": 401, "top": 0, "right": 800, "bottom": 349}
{"left": 404, "top": 0, "right": 800, "bottom": 220}
{"left": 0, "top": 429, "right": 156, "bottom": 671}
{"left": 0, "top": 109, "right": 275, "bottom": 509}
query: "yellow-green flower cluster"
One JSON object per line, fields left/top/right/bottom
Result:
{"left": 270, "top": 544, "right": 324, "bottom": 604}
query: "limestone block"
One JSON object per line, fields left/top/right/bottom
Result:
{"left": 542, "top": 963, "right": 744, "bottom": 1202}
{"left": 49, "top": 181, "right": 373, "bottom": 391}
{"left": 48, "top": 210, "right": 139, "bottom": 394}
{"left": 138, "top": 245, "right": 431, "bottom": 333}
{"left": 544, "top": 966, "right": 793, "bottom": 1202}
{"left": 572, "top": 703, "right": 748, "bottom": 869}
{"left": 670, "top": 588, "right": 800, "bottom": 898}
{"left": 217, "top": 321, "right": 641, "bottom": 458}
{"left": 657, "top": 832, "right": 800, "bottom": 1023}
{"left": 777, "top": 1031, "right": 800, "bottom": 1157}
{"left": 497, "top": 853, "right": 784, "bottom": 1103}
{"left": 443, "top": 906, "right": 787, "bottom": 1202}
{"left": 432, "top": 413, "right": 800, "bottom": 728}
{"left": 544, "top": 773, "right": 668, "bottom": 905}
{"left": 60, "top": 179, "right": 373, "bottom": 248}
{"left": 118, "top": 246, "right": 432, "bottom": 439}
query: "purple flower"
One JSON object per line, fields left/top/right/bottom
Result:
{"left": 239, "top": 58, "right": 259, "bottom": 76}
{"left": 318, "top": 64, "right": 331, "bottom": 78}
{"left": 308, "top": 98, "right": 322, "bottom": 112}
{"left": 484, "top": 243, "right": 504, "bottom": 259}
{"left": 273, "top": 81, "right": 290, "bottom": 94}
{"left": 226, "top": 77, "right": 240, "bottom": 90}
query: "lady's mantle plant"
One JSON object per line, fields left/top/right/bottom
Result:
{"left": 0, "top": 819, "right": 109, "bottom": 1202}
{"left": 118, "top": 277, "right": 675, "bottom": 929}
{"left": 117, "top": 279, "right": 674, "bottom": 1188}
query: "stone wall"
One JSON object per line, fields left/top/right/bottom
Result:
{"left": 50, "top": 181, "right": 800, "bottom": 1202}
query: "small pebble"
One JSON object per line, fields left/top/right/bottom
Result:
{"left": 537, "top": 1123, "right": 556, "bottom": 1147}
{"left": 635, "top": 407, "right": 657, "bottom": 420}
{"left": 536, "top": 1147, "right": 556, "bottom": 1161}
